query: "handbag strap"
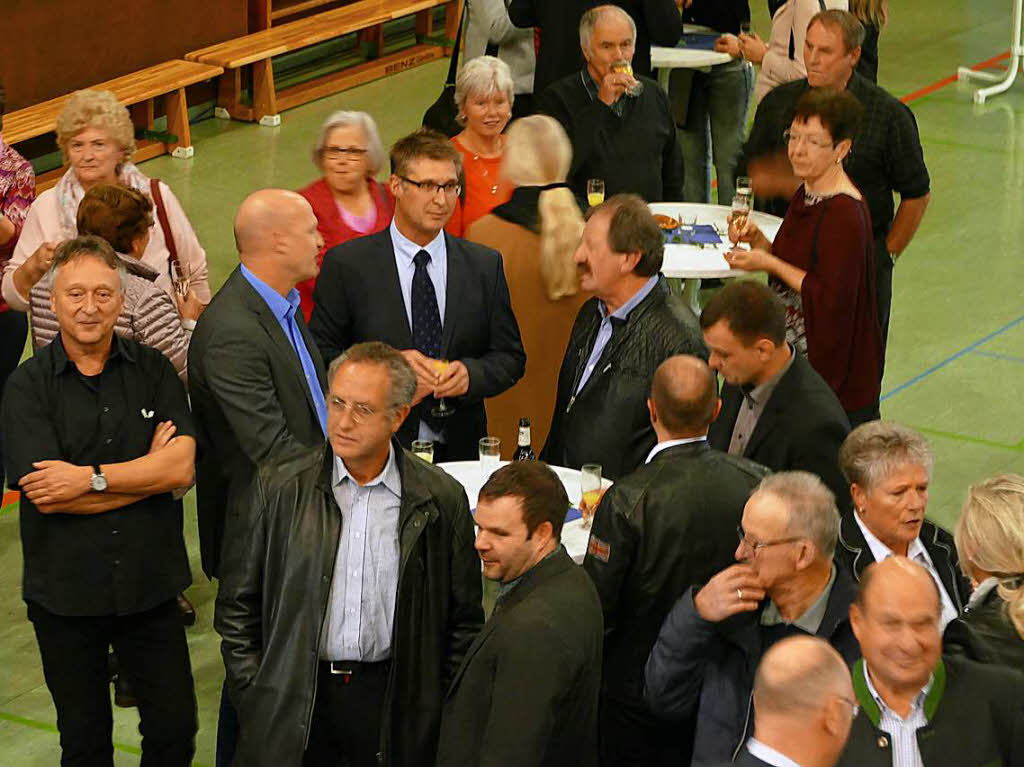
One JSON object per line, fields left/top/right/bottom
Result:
{"left": 445, "top": 3, "right": 468, "bottom": 86}
{"left": 150, "top": 178, "right": 180, "bottom": 272}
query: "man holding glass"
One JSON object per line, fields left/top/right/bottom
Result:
{"left": 310, "top": 129, "right": 525, "bottom": 463}
{"left": 215, "top": 341, "right": 483, "bottom": 767}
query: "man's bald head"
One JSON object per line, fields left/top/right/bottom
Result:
{"left": 234, "top": 189, "right": 312, "bottom": 257}
{"left": 855, "top": 556, "right": 941, "bottom": 615}
{"left": 649, "top": 355, "right": 719, "bottom": 436}
{"left": 754, "top": 636, "right": 852, "bottom": 717}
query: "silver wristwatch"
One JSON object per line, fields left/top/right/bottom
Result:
{"left": 90, "top": 465, "right": 108, "bottom": 492}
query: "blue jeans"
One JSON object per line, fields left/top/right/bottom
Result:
{"left": 677, "top": 59, "right": 754, "bottom": 205}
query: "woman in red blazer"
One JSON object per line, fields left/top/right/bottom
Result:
{"left": 297, "top": 111, "right": 394, "bottom": 320}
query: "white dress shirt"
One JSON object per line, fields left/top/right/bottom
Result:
{"left": 645, "top": 435, "right": 707, "bottom": 464}
{"left": 853, "top": 513, "right": 959, "bottom": 628}
{"left": 746, "top": 738, "right": 806, "bottom": 767}
{"left": 863, "top": 663, "right": 932, "bottom": 767}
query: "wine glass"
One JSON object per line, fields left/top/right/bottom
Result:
{"left": 431, "top": 360, "right": 454, "bottom": 418}
{"left": 587, "top": 179, "right": 605, "bottom": 208}
{"left": 580, "top": 464, "right": 603, "bottom": 529}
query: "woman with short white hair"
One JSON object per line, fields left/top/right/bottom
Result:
{"left": 297, "top": 110, "right": 393, "bottom": 320}
{"left": 3, "top": 89, "right": 210, "bottom": 311}
{"left": 944, "top": 473, "right": 1024, "bottom": 667}
{"left": 447, "top": 55, "right": 515, "bottom": 235}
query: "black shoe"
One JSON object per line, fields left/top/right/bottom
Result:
{"left": 177, "top": 592, "right": 197, "bottom": 627}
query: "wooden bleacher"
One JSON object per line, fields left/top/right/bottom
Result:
{"left": 186, "top": 0, "right": 459, "bottom": 125}
{"left": 6, "top": 59, "right": 224, "bottom": 192}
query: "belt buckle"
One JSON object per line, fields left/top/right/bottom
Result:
{"left": 329, "top": 662, "right": 353, "bottom": 682}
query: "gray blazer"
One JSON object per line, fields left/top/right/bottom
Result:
{"left": 465, "top": 0, "right": 536, "bottom": 95}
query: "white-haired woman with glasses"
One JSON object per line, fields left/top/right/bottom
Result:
{"left": 446, "top": 55, "right": 515, "bottom": 236}
{"left": 944, "top": 474, "right": 1024, "bottom": 668}
{"left": 297, "top": 110, "right": 393, "bottom": 320}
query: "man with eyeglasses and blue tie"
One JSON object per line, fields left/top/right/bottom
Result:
{"left": 310, "top": 128, "right": 525, "bottom": 463}
{"left": 645, "top": 471, "right": 861, "bottom": 766}
{"left": 215, "top": 341, "right": 483, "bottom": 767}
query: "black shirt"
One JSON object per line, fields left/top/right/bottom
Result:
{"left": 682, "top": 0, "right": 751, "bottom": 35}
{"left": 538, "top": 70, "right": 684, "bottom": 203}
{"left": 739, "top": 72, "right": 930, "bottom": 242}
{"left": 2, "top": 334, "right": 193, "bottom": 617}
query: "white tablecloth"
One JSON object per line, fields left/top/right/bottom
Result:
{"left": 437, "top": 461, "right": 612, "bottom": 564}
{"left": 651, "top": 25, "right": 734, "bottom": 89}
{"left": 651, "top": 202, "right": 784, "bottom": 279}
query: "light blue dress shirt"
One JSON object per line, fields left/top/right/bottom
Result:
{"left": 574, "top": 275, "right": 659, "bottom": 395}
{"left": 389, "top": 220, "right": 448, "bottom": 443}
{"left": 240, "top": 264, "right": 327, "bottom": 434}
{"left": 321, "top": 444, "right": 402, "bottom": 662}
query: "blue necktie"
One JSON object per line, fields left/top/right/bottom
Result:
{"left": 412, "top": 250, "right": 444, "bottom": 430}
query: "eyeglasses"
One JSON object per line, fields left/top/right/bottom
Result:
{"left": 782, "top": 129, "right": 835, "bottom": 149}
{"left": 322, "top": 145, "right": 369, "bottom": 161}
{"left": 398, "top": 176, "right": 462, "bottom": 197}
{"left": 327, "top": 396, "right": 380, "bottom": 425}
{"left": 736, "top": 525, "right": 804, "bottom": 552}
{"left": 837, "top": 695, "right": 860, "bottom": 720}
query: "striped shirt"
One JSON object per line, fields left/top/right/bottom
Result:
{"left": 863, "top": 663, "right": 933, "bottom": 767}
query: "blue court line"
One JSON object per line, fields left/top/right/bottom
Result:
{"left": 970, "top": 350, "right": 1024, "bottom": 365}
{"left": 881, "top": 313, "right": 1024, "bottom": 401}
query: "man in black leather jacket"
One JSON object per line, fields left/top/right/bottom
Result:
{"left": 214, "top": 342, "right": 483, "bottom": 767}
{"left": 584, "top": 354, "right": 768, "bottom": 766}
{"left": 542, "top": 194, "right": 707, "bottom": 480}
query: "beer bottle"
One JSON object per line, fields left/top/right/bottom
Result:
{"left": 513, "top": 418, "right": 535, "bottom": 461}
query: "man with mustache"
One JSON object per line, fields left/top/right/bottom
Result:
{"left": 542, "top": 194, "right": 706, "bottom": 481}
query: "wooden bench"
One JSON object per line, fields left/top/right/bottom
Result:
{"left": 186, "top": 0, "right": 459, "bottom": 125}
{"left": 5, "top": 59, "right": 224, "bottom": 192}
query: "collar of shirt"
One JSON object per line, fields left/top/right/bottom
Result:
{"left": 580, "top": 67, "right": 627, "bottom": 115}
{"left": 863, "top": 661, "right": 933, "bottom": 722}
{"left": 967, "top": 576, "right": 999, "bottom": 610}
{"left": 389, "top": 218, "right": 447, "bottom": 271}
{"left": 761, "top": 564, "right": 836, "bottom": 633}
{"left": 743, "top": 343, "right": 796, "bottom": 408}
{"left": 598, "top": 274, "right": 659, "bottom": 324}
{"left": 332, "top": 442, "right": 402, "bottom": 497}
{"left": 646, "top": 436, "right": 707, "bottom": 464}
{"left": 495, "top": 546, "right": 561, "bottom": 604}
{"left": 53, "top": 332, "right": 133, "bottom": 376}
{"left": 240, "top": 263, "right": 301, "bottom": 322}
{"left": 746, "top": 738, "right": 806, "bottom": 767}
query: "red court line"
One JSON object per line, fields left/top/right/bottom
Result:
{"left": 901, "top": 51, "right": 1011, "bottom": 104}
{"left": 2, "top": 490, "right": 19, "bottom": 508}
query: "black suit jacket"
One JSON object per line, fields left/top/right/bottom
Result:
{"left": 435, "top": 548, "right": 603, "bottom": 767}
{"left": 308, "top": 229, "right": 525, "bottom": 460}
{"left": 509, "top": 0, "right": 593, "bottom": 95}
{"left": 188, "top": 267, "right": 327, "bottom": 578}
{"left": 709, "top": 352, "right": 851, "bottom": 511}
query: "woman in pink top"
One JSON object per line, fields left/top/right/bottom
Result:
{"left": 297, "top": 110, "right": 394, "bottom": 321}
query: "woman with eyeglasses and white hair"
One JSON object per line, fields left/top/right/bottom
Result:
{"left": 944, "top": 474, "right": 1024, "bottom": 668}
{"left": 297, "top": 110, "right": 393, "bottom": 320}
{"left": 466, "top": 115, "right": 589, "bottom": 458}
{"left": 446, "top": 55, "right": 515, "bottom": 236}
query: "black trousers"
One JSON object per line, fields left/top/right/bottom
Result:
{"left": 874, "top": 235, "right": 894, "bottom": 346}
{"left": 598, "top": 695, "right": 694, "bottom": 767}
{"left": 303, "top": 661, "right": 389, "bottom": 767}
{"left": 27, "top": 599, "right": 197, "bottom": 767}
{"left": 0, "top": 309, "right": 28, "bottom": 490}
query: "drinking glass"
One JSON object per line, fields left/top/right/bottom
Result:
{"left": 580, "top": 464, "right": 603, "bottom": 528}
{"left": 171, "top": 260, "right": 192, "bottom": 300}
{"left": 412, "top": 440, "right": 434, "bottom": 464}
{"left": 730, "top": 188, "right": 753, "bottom": 245}
{"left": 479, "top": 437, "right": 501, "bottom": 472}
{"left": 586, "top": 179, "right": 605, "bottom": 208}
{"left": 431, "top": 360, "right": 454, "bottom": 418}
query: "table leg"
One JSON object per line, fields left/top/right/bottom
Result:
{"left": 682, "top": 278, "right": 702, "bottom": 316}
{"left": 958, "top": 0, "right": 1023, "bottom": 103}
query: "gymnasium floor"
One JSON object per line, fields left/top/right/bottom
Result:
{"left": 1, "top": 0, "right": 1022, "bottom": 762}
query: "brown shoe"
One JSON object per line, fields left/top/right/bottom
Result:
{"left": 177, "top": 592, "right": 196, "bottom": 627}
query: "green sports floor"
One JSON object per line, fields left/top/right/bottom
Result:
{"left": 1, "top": 0, "right": 1022, "bottom": 762}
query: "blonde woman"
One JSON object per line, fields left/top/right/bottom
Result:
{"left": 2, "top": 89, "right": 210, "bottom": 311}
{"left": 849, "top": 0, "right": 888, "bottom": 82}
{"left": 467, "top": 115, "right": 589, "bottom": 458}
{"left": 944, "top": 474, "right": 1024, "bottom": 667}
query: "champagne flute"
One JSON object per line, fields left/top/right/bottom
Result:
{"left": 730, "top": 187, "right": 752, "bottom": 246}
{"left": 431, "top": 359, "right": 454, "bottom": 418}
{"left": 587, "top": 179, "right": 605, "bottom": 208}
{"left": 580, "top": 464, "right": 603, "bottom": 529}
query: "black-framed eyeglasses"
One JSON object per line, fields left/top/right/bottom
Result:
{"left": 736, "top": 525, "right": 804, "bottom": 552}
{"left": 327, "top": 396, "right": 379, "bottom": 425}
{"left": 782, "top": 129, "right": 835, "bottom": 149}
{"left": 322, "top": 145, "right": 369, "bottom": 160}
{"left": 397, "top": 175, "right": 462, "bottom": 197}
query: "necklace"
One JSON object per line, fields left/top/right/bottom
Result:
{"left": 462, "top": 134, "right": 503, "bottom": 195}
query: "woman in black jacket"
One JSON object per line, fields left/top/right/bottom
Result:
{"left": 944, "top": 473, "right": 1024, "bottom": 668}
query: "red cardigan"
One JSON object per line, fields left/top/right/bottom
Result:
{"left": 296, "top": 177, "right": 394, "bottom": 321}
{"left": 771, "top": 189, "right": 883, "bottom": 412}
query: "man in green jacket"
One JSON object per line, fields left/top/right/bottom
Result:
{"left": 842, "top": 557, "right": 1024, "bottom": 767}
